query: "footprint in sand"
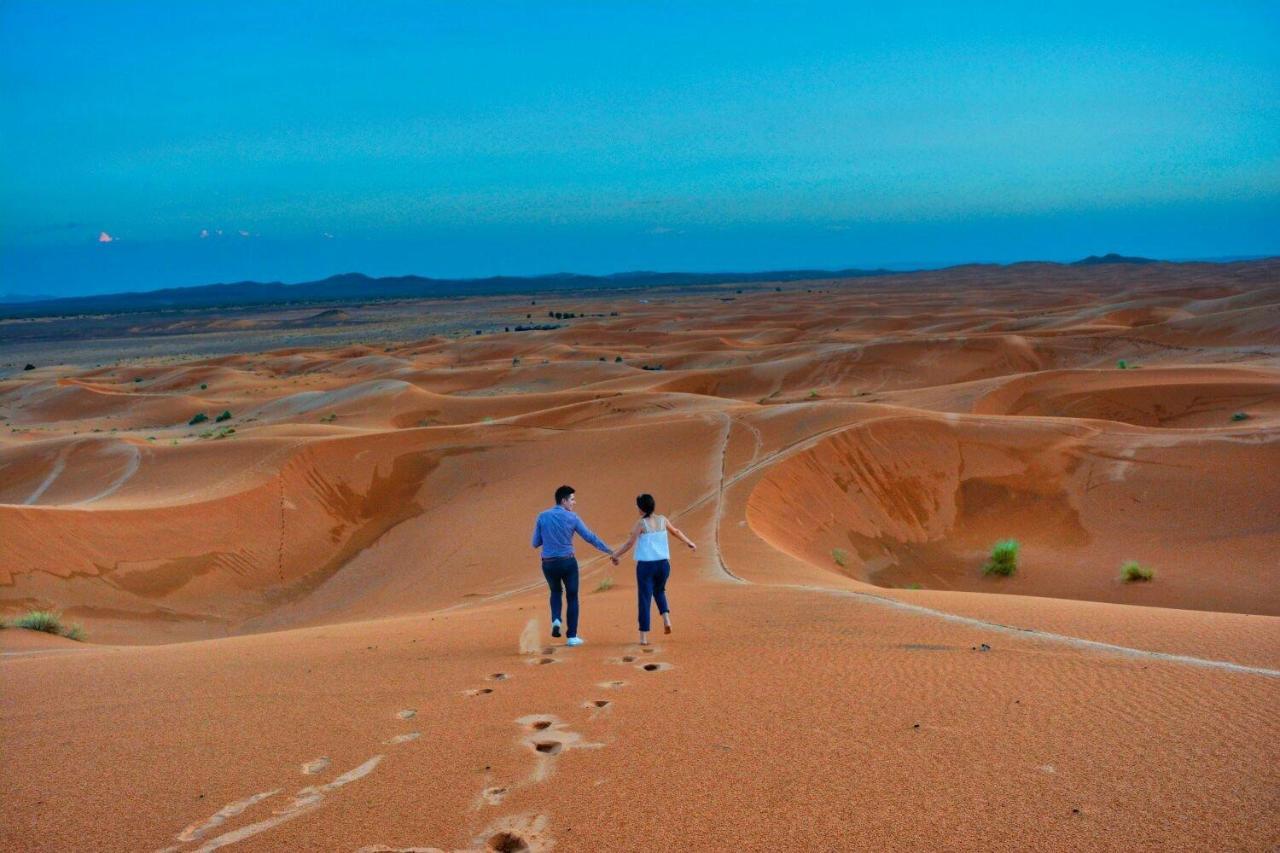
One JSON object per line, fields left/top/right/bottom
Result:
{"left": 606, "top": 655, "right": 637, "bottom": 664}
{"left": 487, "top": 672, "right": 511, "bottom": 681}
{"left": 597, "top": 680, "right": 628, "bottom": 690}
{"left": 583, "top": 699, "right": 612, "bottom": 717}
{"left": 172, "top": 756, "right": 383, "bottom": 851}
{"left": 479, "top": 785, "right": 509, "bottom": 806}
{"left": 478, "top": 813, "right": 553, "bottom": 852}
{"left": 515, "top": 715, "right": 601, "bottom": 781}
{"left": 357, "top": 814, "right": 554, "bottom": 853}
{"left": 526, "top": 656, "right": 559, "bottom": 666}
{"left": 397, "top": 709, "right": 417, "bottom": 719}
{"left": 385, "top": 732, "right": 421, "bottom": 745}
{"left": 300, "top": 757, "right": 331, "bottom": 775}
{"left": 175, "top": 789, "right": 282, "bottom": 844}
{"left": 636, "top": 662, "right": 673, "bottom": 673}
{"left": 464, "top": 687, "right": 496, "bottom": 697}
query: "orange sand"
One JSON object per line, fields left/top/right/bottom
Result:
{"left": 2, "top": 261, "right": 1278, "bottom": 850}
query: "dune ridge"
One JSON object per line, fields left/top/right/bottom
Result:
{"left": 2, "top": 262, "right": 1278, "bottom": 850}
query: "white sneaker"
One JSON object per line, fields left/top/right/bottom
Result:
{"left": 565, "top": 636, "right": 585, "bottom": 647}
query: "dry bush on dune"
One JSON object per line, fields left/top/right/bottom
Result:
{"left": 832, "top": 548, "right": 848, "bottom": 567}
{"left": 595, "top": 576, "right": 614, "bottom": 592}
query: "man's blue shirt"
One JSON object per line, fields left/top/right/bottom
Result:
{"left": 532, "top": 505, "right": 612, "bottom": 559}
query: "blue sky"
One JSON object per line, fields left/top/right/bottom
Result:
{"left": 1, "top": 1, "right": 1277, "bottom": 296}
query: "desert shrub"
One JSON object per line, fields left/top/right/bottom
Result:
{"left": 199, "top": 383, "right": 208, "bottom": 390}
{"left": 215, "top": 410, "right": 232, "bottom": 422}
{"left": 1120, "top": 560, "right": 1153, "bottom": 582}
{"left": 1231, "top": 412, "right": 1249, "bottom": 422}
{"left": 512, "top": 357, "right": 521, "bottom": 365}
{"left": 24, "top": 363, "right": 36, "bottom": 370}
{"left": 63, "top": 624, "right": 85, "bottom": 641}
{"left": 14, "top": 610, "right": 62, "bottom": 634}
{"left": 595, "top": 576, "right": 614, "bottom": 592}
{"left": 832, "top": 548, "right": 848, "bottom": 567}
{"left": 808, "top": 390, "right": 820, "bottom": 399}
{"left": 615, "top": 356, "right": 623, "bottom": 363}
{"left": 905, "top": 582, "right": 923, "bottom": 590}
{"left": 319, "top": 413, "right": 337, "bottom": 423}
{"left": 1116, "top": 359, "right": 1129, "bottom": 369}
{"left": 983, "top": 540, "right": 1019, "bottom": 577}
{"left": 188, "top": 412, "right": 208, "bottom": 426}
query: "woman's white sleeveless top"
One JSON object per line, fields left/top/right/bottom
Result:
{"left": 634, "top": 515, "right": 671, "bottom": 561}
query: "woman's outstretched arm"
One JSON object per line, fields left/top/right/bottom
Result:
{"left": 611, "top": 519, "right": 643, "bottom": 561}
{"left": 666, "top": 520, "right": 697, "bottom": 550}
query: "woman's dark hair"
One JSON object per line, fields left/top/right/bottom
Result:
{"left": 636, "top": 493, "right": 656, "bottom": 517}
{"left": 555, "top": 485, "right": 575, "bottom": 504}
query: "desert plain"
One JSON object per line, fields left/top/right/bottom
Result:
{"left": 2, "top": 260, "right": 1279, "bottom": 851}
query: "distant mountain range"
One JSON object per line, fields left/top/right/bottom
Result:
{"left": 0, "top": 268, "right": 892, "bottom": 318}
{"left": 1070, "top": 253, "right": 1158, "bottom": 265}
{"left": 0, "top": 255, "right": 1176, "bottom": 318}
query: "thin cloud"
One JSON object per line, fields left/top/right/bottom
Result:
{"left": 97, "top": 231, "right": 115, "bottom": 243}
{"left": 645, "top": 225, "right": 679, "bottom": 235}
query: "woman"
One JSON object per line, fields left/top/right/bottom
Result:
{"left": 611, "top": 494, "right": 696, "bottom": 645}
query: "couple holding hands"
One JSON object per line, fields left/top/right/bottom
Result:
{"left": 531, "top": 485, "right": 696, "bottom": 646}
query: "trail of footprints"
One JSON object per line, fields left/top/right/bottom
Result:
{"left": 157, "top": 641, "right": 676, "bottom": 852}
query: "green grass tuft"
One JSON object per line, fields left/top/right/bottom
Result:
{"left": 188, "top": 412, "right": 208, "bottom": 426}
{"left": 63, "top": 624, "right": 86, "bottom": 641}
{"left": 14, "top": 610, "right": 63, "bottom": 634}
{"left": 595, "top": 576, "right": 614, "bottom": 592}
{"left": 983, "top": 539, "right": 1019, "bottom": 577}
{"left": 832, "top": 548, "right": 848, "bottom": 567}
{"left": 215, "top": 410, "right": 232, "bottom": 422}
{"left": 1116, "top": 359, "right": 1128, "bottom": 369}
{"left": 1120, "top": 560, "right": 1154, "bottom": 582}
{"left": 904, "top": 582, "right": 923, "bottom": 590}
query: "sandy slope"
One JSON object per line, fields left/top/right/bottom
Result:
{"left": 2, "top": 260, "right": 1278, "bottom": 850}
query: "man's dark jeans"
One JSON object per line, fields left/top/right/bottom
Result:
{"left": 541, "top": 556, "right": 580, "bottom": 638}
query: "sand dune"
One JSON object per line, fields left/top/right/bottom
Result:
{"left": 2, "top": 261, "right": 1278, "bottom": 850}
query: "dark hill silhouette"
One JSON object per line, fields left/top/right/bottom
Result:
{"left": 0, "top": 268, "right": 892, "bottom": 318}
{"left": 1072, "top": 253, "right": 1159, "bottom": 265}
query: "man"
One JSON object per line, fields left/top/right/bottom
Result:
{"left": 531, "top": 485, "right": 613, "bottom": 647}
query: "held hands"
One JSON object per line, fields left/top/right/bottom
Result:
{"left": 609, "top": 553, "right": 620, "bottom": 566}
{"left": 688, "top": 542, "right": 697, "bottom": 551}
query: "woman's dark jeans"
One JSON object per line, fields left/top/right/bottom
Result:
{"left": 636, "top": 558, "right": 671, "bottom": 631}
{"left": 541, "top": 557, "right": 580, "bottom": 638}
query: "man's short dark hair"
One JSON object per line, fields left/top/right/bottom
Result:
{"left": 554, "top": 485, "right": 575, "bottom": 505}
